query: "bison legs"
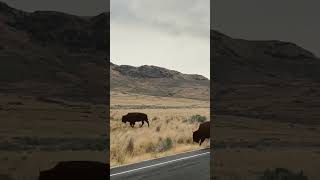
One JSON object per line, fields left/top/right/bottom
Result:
{"left": 139, "top": 120, "right": 149, "bottom": 127}
{"left": 199, "top": 138, "right": 206, "bottom": 146}
{"left": 130, "top": 122, "right": 135, "bottom": 128}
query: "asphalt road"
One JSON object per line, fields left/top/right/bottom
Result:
{"left": 110, "top": 148, "right": 210, "bottom": 180}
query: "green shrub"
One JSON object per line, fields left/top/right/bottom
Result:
{"left": 158, "top": 137, "right": 173, "bottom": 152}
{"left": 186, "top": 115, "right": 207, "bottom": 123}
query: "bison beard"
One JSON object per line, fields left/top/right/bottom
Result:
{"left": 122, "top": 112, "right": 150, "bottom": 128}
{"left": 193, "top": 121, "right": 210, "bottom": 146}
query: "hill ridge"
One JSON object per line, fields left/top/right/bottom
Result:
{"left": 110, "top": 62, "right": 210, "bottom": 101}
{"left": 111, "top": 62, "right": 208, "bottom": 81}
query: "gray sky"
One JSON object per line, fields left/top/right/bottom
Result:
{"left": 111, "top": 0, "right": 210, "bottom": 78}
{"left": 2, "top": 0, "right": 108, "bottom": 16}
{"left": 212, "top": 0, "right": 320, "bottom": 57}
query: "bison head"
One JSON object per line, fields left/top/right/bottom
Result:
{"left": 193, "top": 130, "right": 200, "bottom": 143}
{"left": 122, "top": 115, "right": 128, "bottom": 123}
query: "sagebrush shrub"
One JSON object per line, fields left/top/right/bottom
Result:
{"left": 186, "top": 114, "right": 207, "bottom": 123}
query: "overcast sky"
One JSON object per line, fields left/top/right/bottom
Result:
{"left": 1, "top": 0, "right": 108, "bottom": 16}
{"left": 3, "top": 0, "right": 319, "bottom": 77}
{"left": 212, "top": 0, "right": 320, "bottom": 57}
{"left": 111, "top": 0, "right": 210, "bottom": 78}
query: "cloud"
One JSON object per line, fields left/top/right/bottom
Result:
{"left": 111, "top": 0, "right": 209, "bottom": 38}
{"left": 111, "top": 0, "right": 210, "bottom": 78}
{"left": 111, "top": 24, "right": 210, "bottom": 78}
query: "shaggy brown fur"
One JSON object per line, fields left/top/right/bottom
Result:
{"left": 122, "top": 112, "right": 149, "bottom": 128}
{"left": 193, "top": 121, "right": 210, "bottom": 146}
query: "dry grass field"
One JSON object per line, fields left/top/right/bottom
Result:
{"left": 212, "top": 115, "right": 320, "bottom": 180}
{"left": 0, "top": 93, "right": 108, "bottom": 180}
{"left": 110, "top": 92, "right": 210, "bottom": 167}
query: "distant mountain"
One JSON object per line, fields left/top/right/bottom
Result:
{"left": 0, "top": 2, "right": 108, "bottom": 104}
{"left": 212, "top": 30, "right": 320, "bottom": 84}
{"left": 212, "top": 30, "right": 320, "bottom": 124}
{"left": 0, "top": 2, "right": 209, "bottom": 102}
{"left": 0, "top": 2, "right": 108, "bottom": 51}
{"left": 111, "top": 62, "right": 208, "bottom": 80}
{"left": 110, "top": 63, "right": 210, "bottom": 101}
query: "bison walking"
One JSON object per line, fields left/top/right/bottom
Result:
{"left": 122, "top": 112, "right": 149, "bottom": 128}
{"left": 193, "top": 121, "right": 210, "bottom": 146}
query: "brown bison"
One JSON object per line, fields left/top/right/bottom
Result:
{"left": 122, "top": 112, "right": 149, "bottom": 128}
{"left": 38, "top": 161, "right": 109, "bottom": 180}
{"left": 193, "top": 121, "right": 210, "bottom": 146}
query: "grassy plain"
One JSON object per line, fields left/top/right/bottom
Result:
{"left": 110, "top": 92, "right": 210, "bottom": 167}
{"left": 212, "top": 115, "right": 320, "bottom": 180}
{"left": 0, "top": 94, "right": 107, "bottom": 180}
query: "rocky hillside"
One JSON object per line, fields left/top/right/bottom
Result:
{"left": 212, "top": 30, "right": 320, "bottom": 124}
{"left": 0, "top": 2, "right": 210, "bottom": 102}
{"left": 0, "top": 2, "right": 108, "bottom": 104}
{"left": 110, "top": 62, "right": 210, "bottom": 101}
{"left": 212, "top": 30, "right": 319, "bottom": 84}
{"left": 0, "top": 2, "right": 108, "bottom": 51}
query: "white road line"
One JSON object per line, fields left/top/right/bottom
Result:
{"left": 110, "top": 151, "right": 210, "bottom": 177}
{"left": 111, "top": 148, "right": 210, "bottom": 169}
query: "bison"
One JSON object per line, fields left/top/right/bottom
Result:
{"left": 193, "top": 121, "right": 210, "bottom": 146}
{"left": 38, "top": 161, "right": 109, "bottom": 180}
{"left": 122, "top": 112, "right": 149, "bottom": 128}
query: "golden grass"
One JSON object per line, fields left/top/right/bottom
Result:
{"left": 0, "top": 151, "right": 106, "bottom": 180}
{"left": 0, "top": 94, "right": 108, "bottom": 179}
{"left": 211, "top": 115, "right": 320, "bottom": 180}
{"left": 110, "top": 106, "right": 210, "bottom": 167}
{"left": 111, "top": 91, "right": 209, "bottom": 107}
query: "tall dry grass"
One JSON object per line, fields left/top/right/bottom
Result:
{"left": 110, "top": 108, "right": 210, "bottom": 167}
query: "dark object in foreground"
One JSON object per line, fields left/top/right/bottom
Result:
{"left": 193, "top": 121, "right": 210, "bottom": 146}
{"left": 38, "top": 161, "right": 109, "bottom": 180}
{"left": 259, "top": 168, "right": 308, "bottom": 180}
{"left": 0, "top": 174, "right": 13, "bottom": 180}
{"left": 122, "top": 112, "right": 149, "bottom": 128}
